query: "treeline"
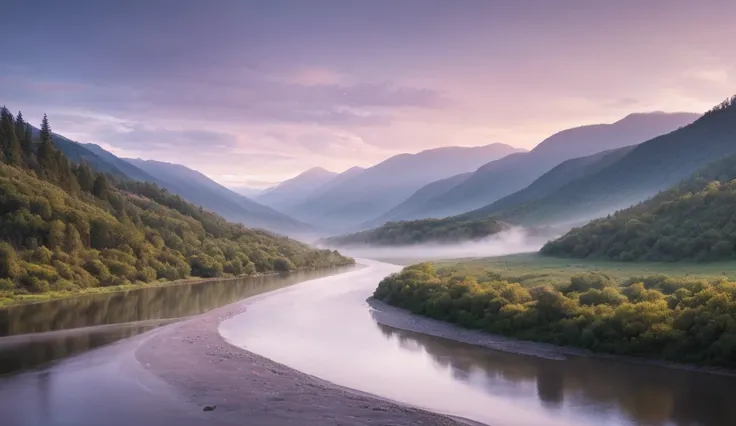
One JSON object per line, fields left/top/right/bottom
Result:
{"left": 0, "top": 108, "right": 353, "bottom": 298}
{"left": 374, "top": 263, "right": 736, "bottom": 367}
{"left": 541, "top": 153, "right": 736, "bottom": 262}
{"left": 324, "top": 217, "right": 507, "bottom": 246}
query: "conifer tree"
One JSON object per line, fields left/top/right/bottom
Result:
{"left": 37, "top": 114, "right": 56, "bottom": 177}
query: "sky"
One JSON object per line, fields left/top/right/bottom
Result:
{"left": 2, "top": 0, "right": 735, "bottom": 189}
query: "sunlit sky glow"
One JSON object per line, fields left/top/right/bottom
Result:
{"left": 2, "top": 0, "right": 735, "bottom": 188}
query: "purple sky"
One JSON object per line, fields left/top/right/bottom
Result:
{"left": 2, "top": 0, "right": 734, "bottom": 188}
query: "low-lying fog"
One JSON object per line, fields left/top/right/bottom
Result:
{"left": 324, "top": 226, "right": 566, "bottom": 264}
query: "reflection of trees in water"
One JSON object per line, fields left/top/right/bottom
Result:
{"left": 0, "top": 266, "right": 353, "bottom": 376}
{"left": 0, "top": 324, "right": 157, "bottom": 375}
{"left": 375, "top": 322, "right": 736, "bottom": 426}
{"left": 0, "top": 266, "right": 352, "bottom": 337}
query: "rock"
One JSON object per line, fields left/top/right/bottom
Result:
{"left": 203, "top": 405, "right": 217, "bottom": 412}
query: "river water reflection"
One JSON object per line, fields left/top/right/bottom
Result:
{"left": 0, "top": 266, "right": 355, "bottom": 375}
{"left": 221, "top": 260, "right": 736, "bottom": 426}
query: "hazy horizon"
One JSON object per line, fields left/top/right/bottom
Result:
{"left": 2, "top": 0, "right": 734, "bottom": 189}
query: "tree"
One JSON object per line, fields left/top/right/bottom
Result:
{"left": 75, "top": 163, "right": 96, "bottom": 192}
{"left": 0, "top": 243, "right": 21, "bottom": 279}
{"left": 37, "top": 114, "right": 56, "bottom": 176}
{"left": 92, "top": 174, "right": 109, "bottom": 199}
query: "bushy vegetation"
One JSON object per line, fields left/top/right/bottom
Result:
{"left": 542, "top": 152, "right": 736, "bottom": 262}
{"left": 375, "top": 263, "right": 736, "bottom": 367}
{"left": 323, "top": 217, "right": 507, "bottom": 246}
{"left": 0, "top": 108, "right": 353, "bottom": 300}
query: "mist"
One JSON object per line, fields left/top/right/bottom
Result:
{"left": 324, "top": 226, "right": 565, "bottom": 264}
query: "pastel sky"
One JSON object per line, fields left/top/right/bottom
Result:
{"left": 2, "top": 0, "right": 735, "bottom": 188}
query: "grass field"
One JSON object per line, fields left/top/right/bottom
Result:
{"left": 431, "top": 253, "right": 736, "bottom": 287}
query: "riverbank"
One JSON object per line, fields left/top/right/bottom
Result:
{"left": 367, "top": 298, "right": 736, "bottom": 377}
{"left": 1, "top": 262, "right": 356, "bottom": 307}
{"left": 134, "top": 291, "right": 470, "bottom": 425}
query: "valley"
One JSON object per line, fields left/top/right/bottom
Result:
{"left": 3, "top": 3, "right": 736, "bottom": 424}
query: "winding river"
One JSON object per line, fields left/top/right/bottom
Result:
{"left": 221, "top": 259, "right": 736, "bottom": 426}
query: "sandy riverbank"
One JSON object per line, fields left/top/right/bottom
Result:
{"left": 367, "top": 298, "right": 736, "bottom": 377}
{"left": 134, "top": 296, "right": 469, "bottom": 426}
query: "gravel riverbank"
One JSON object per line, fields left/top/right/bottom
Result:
{"left": 135, "top": 297, "right": 471, "bottom": 426}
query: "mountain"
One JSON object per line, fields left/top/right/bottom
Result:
{"left": 382, "top": 112, "right": 700, "bottom": 222}
{"left": 45, "top": 131, "right": 312, "bottom": 237}
{"left": 541, "top": 151, "right": 736, "bottom": 262}
{"left": 256, "top": 167, "right": 338, "bottom": 211}
{"left": 284, "top": 143, "right": 524, "bottom": 230}
{"left": 363, "top": 172, "right": 473, "bottom": 228}
{"left": 125, "top": 159, "right": 313, "bottom": 237}
{"left": 507, "top": 96, "right": 736, "bottom": 226}
{"left": 463, "top": 145, "right": 637, "bottom": 219}
{"left": 0, "top": 108, "right": 353, "bottom": 300}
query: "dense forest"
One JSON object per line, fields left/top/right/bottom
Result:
{"left": 541, "top": 151, "right": 736, "bottom": 262}
{"left": 375, "top": 263, "right": 736, "bottom": 367}
{"left": 323, "top": 216, "right": 508, "bottom": 246}
{"left": 0, "top": 108, "right": 353, "bottom": 300}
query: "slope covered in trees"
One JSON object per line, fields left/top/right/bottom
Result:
{"left": 541, "top": 152, "right": 736, "bottom": 262}
{"left": 322, "top": 217, "right": 508, "bottom": 246}
{"left": 375, "top": 263, "right": 736, "bottom": 367}
{"left": 125, "top": 158, "right": 311, "bottom": 236}
{"left": 0, "top": 108, "right": 353, "bottom": 301}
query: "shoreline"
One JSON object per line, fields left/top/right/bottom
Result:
{"left": 133, "top": 282, "right": 475, "bottom": 426}
{"left": 367, "top": 298, "right": 736, "bottom": 377}
{"left": 2, "top": 262, "right": 356, "bottom": 307}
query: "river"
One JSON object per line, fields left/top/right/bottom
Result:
{"left": 220, "top": 259, "right": 736, "bottom": 426}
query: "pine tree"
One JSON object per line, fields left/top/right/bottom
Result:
{"left": 37, "top": 114, "right": 56, "bottom": 177}
{"left": 0, "top": 107, "right": 23, "bottom": 166}
{"left": 92, "top": 174, "right": 110, "bottom": 199}
{"left": 75, "top": 162, "right": 96, "bottom": 192}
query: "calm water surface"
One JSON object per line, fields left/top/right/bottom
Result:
{"left": 0, "top": 266, "right": 355, "bottom": 375}
{"left": 221, "top": 259, "right": 736, "bottom": 426}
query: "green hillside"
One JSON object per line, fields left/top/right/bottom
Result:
{"left": 0, "top": 108, "right": 353, "bottom": 304}
{"left": 542, "top": 152, "right": 736, "bottom": 261}
{"left": 322, "top": 216, "right": 508, "bottom": 246}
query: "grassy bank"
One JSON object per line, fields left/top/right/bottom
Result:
{"left": 434, "top": 253, "right": 736, "bottom": 287}
{"left": 0, "top": 262, "right": 355, "bottom": 308}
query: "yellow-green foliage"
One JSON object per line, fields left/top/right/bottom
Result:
{"left": 375, "top": 263, "right": 736, "bottom": 367}
{"left": 0, "top": 110, "right": 353, "bottom": 299}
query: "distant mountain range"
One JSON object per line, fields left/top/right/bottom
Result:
{"left": 255, "top": 167, "right": 338, "bottom": 211}
{"left": 278, "top": 143, "right": 525, "bottom": 230}
{"left": 503, "top": 99, "right": 736, "bottom": 226}
{"left": 372, "top": 112, "right": 700, "bottom": 224}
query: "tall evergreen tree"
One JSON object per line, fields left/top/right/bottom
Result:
{"left": 37, "top": 114, "right": 56, "bottom": 176}
{"left": 0, "top": 107, "right": 23, "bottom": 166}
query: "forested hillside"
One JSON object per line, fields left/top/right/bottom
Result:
{"left": 125, "top": 158, "right": 311, "bottom": 236}
{"left": 0, "top": 108, "right": 353, "bottom": 300}
{"left": 322, "top": 217, "right": 507, "bottom": 246}
{"left": 375, "top": 263, "right": 736, "bottom": 367}
{"left": 541, "top": 152, "right": 736, "bottom": 261}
